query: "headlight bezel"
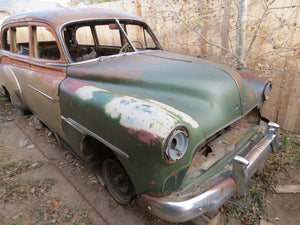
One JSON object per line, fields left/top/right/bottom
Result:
{"left": 263, "top": 81, "right": 272, "bottom": 101}
{"left": 163, "top": 126, "right": 189, "bottom": 163}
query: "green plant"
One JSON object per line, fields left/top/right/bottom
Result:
{"left": 0, "top": 213, "right": 4, "bottom": 223}
{"left": 43, "top": 178, "right": 57, "bottom": 186}
{"left": 0, "top": 96, "right": 8, "bottom": 104}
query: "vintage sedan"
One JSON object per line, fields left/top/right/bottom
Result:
{"left": 0, "top": 8, "right": 281, "bottom": 222}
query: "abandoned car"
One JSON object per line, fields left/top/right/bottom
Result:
{"left": 0, "top": 8, "right": 281, "bottom": 222}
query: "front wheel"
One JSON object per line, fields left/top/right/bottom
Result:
{"left": 102, "top": 158, "right": 135, "bottom": 205}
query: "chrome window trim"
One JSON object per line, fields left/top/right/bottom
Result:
{"left": 114, "top": 18, "right": 137, "bottom": 52}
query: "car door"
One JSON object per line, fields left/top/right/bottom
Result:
{"left": 22, "top": 24, "right": 67, "bottom": 138}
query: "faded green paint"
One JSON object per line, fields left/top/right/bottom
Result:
{"left": 65, "top": 51, "right": 258, "bottom": 137}
{"left": 60, "top": 51, "right": 260, "bottom": 194}
{"left": 163, "top": 168, "right": 188, "bottom": 193}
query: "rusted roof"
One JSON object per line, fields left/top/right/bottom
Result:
{"left": 2, "top": 8, "right": 143, "bottom": 29}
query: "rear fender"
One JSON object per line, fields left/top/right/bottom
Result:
{"left": 0, "top": 65, "right": 27, "bottom": 109}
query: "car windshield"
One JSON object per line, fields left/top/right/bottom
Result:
{"left": 62, "top": 19, "right": 162, "bottom": 62}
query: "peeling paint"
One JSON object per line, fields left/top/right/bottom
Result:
{"left": 75, "top": 86, "right": 107, "bottom": 100}
{"left": 105, "top": 96, "right": 199, "bottom": 146}
{"left": 105, "top": 96, "right": 177, "bottom": 140}
{"left": 148, "top": 99, "right": 199, "bottom": 128}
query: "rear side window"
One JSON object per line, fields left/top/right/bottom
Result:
{"left": 34, "top": 26, "right": 61, "bottom": 60}
{"left": 15, "top": 26, "right": 30, "bottom": 55}
{"left": 2, "top": 26, "right": 30, "bottom": 55}
{"left": 1, "top": 28, "right": 10, "bottom": 51}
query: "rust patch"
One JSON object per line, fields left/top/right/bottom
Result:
{"left": 64, "top": 79, "right": 90, "bottom": 93}
{"left": 127, "top": 129, "right": 163, "bottom": 146}
{"left": 2, "top": 8, "right": 143, "bottom": 31}
{"left": 186, "top": 150, "right": 206, "bottom": 174}
{"left": 100, "top": 68, "right": 142, "bottom": 80}
{"left": 68, "top": 67, "right": 143, "bottom": 81}
{"left": 174, "top": 172, "right": 178, "bottom": 185}
{"left": 32, "top": 70, "right": 62, "bottom": 84}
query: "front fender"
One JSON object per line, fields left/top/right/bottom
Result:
{"left": 237, "top": 71, "right": 269, "bottom": 111}
{"left": 59, "top": 78, "right": 205, "bottom": 194}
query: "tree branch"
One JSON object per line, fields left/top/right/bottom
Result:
{"left": 245, "top": 0, "right": 276, "bottom": 59}
{"left": 263, "top": 0, "right": 268, "bottom": 8}
{"left": 168, "top": 0, "right": 238, "bottom": 59}
{"left": 246, "top": 66, "right": 300, "bottom": 72}
{"left": 269, "top": 4, "right": 300, "bottom": 10}
{"left": 249, "top": 47, "right": 300, "bottom": 61}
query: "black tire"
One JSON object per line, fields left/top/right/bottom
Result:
{"left": 10, "top": 97, "right": 28, "bottom": 116}
{"left": 102, "top": 158, "right": 134, "bottom": 205}
{"left": 12, "top": 103, "right": 26, "bottom": 116}
{"left": 0, "top": 86, "right": 9, "bottom": 97}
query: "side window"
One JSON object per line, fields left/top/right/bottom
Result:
{"left": 35, "top": 26, "right": 61, "bottom": 60}
{"left": 95, "top": 24, "right": 121, "bottom": 47}
{"left": 143, "top": 30, "right": 156, "bottom": 49}
{"left": 1, "top": 28, "right": 10, "bottom": 51}
{"left": 125, "top": 25, "right": 156, "bottom": 49}
{"left": 15, "top": 26, "right": 29, "bottom": 55}
{"left": 76, "top": 26, "right": 94, "bottom": 45}
{"left": 125, "top": 25, "right": 143, "bottom": 44}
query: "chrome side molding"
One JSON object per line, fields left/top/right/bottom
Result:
{"left": 61, "top": 116, "right": 129, "bottom": 159}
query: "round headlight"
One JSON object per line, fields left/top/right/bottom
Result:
{"left": 165, "top": 129, "right": 188, "bottom": 162}
{"left": 263, "top": 82, "right": 272, "bottom": 101}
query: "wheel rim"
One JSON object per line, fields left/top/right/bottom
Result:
{"left": 102, "top": 159, "right": 134, "bottom": 204}
{"left": 109, "top": 162, "right": 130, "bottom": 194}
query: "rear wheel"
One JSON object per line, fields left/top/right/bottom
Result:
{"left": 11, "top": 100, "right": 25, "bottom": 116}
{"left": 10, "top": 96, "right": 29, "bottom": 116}
{"left": 102, "top": 158, "right": 134, "bottom": 205}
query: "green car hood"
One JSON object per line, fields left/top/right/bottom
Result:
{"left": 66, "top": 51, "right": 257, "bottom": 138}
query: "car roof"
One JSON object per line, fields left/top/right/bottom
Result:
{"left": 2, "top": 8, "right": 143, "bottom": 29}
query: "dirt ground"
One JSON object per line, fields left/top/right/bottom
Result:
{"left": 0, "top": 101, "right": 216, "bottom": 225}
{"left": 0, "top": 100, "right": 299, "bottom": 225}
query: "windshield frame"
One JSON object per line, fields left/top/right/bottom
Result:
{"left": 60, "top": 18, "right": 163, "bottom": 64}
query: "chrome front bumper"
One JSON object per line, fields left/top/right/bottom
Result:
{"left": 141, "top": 122, "right": 281, "bottom": 223}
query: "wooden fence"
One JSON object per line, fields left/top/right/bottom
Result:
{"left": 1, "top": 0, "right": 299, "bottom": 131}
{"left": 93, "top": 0, "right": 300, "bottom": 132}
